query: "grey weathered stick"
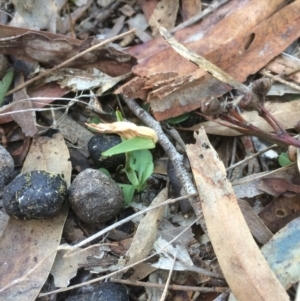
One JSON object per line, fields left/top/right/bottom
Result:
{"left": 124, "top": 98, "right": 204, "bottom": 223}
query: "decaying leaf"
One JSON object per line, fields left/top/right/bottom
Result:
{"left": 0, "top": 133, "right": 71, "bottom": 301}
{"left": 0, "top": 24, "right": 137, "bottom": 77}
{"left": 11, "top": 73, "right": 37, "bottom": 137}
{"left": 152, "top": 236, "right": 194, "bottom": 271}
{"left": 186, "top": 128, "right": 289, "bottom": 301}
{"left": 86, "top": 121, "right": 158, "bottom": 143}
{"left": 0, "top": 82, "right": 70, "bottom": 124}
{"left": 51, "top": 245, "right": 102, "bottom": 287}
{"left": 238, "top": 199, "right": 273, "bottom": 245}
{"left": 257, "top": 178, "right": 300, "bottom": 197}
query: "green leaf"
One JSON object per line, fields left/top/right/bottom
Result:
{"left": 278, "top": 152, "right": 293, "bottom": 167}
{"left": 102, "top": 137, "right": 155, "bottom": 156}
{"left": 167, "top": 113, "right": 190, "bottom": 125}
{"left": 116, "top": 110, "right": 124, "bottom": 121}
{"left": 129, "top": 150, "right": 153, "bottom": 191}
{"left": 124, "top": 153, "right": 139, "bottom": 187}
{"left": 0, "top": 68, "right": 14, "bottom": 107}
{"left": 98, "top": 168, "right": 111, "bottom": 178}
{"left": 89, "top": 116, "right": 101, "bottom": 124}
{"left": 118, "top": 183, "right": 135, "bottom": 205}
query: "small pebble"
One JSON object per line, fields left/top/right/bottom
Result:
{"left": 68, "top": 169, "right": 124, "bottom": 224}
{"left": 3, "top": 170, "right": 67, "bottom": 219}
{"left": 88, "top": 134, "right": 125, "bottom": 170}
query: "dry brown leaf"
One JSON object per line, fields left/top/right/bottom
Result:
{"left": 51, "top": 245, "right": 101, "bottom": 287}
{"left": 186, "top": 128, "right": 289, "bottom": 301}
{"left": 86, "top": 121, "right": 158, "bottom": 143}
{"left": 232, "top": 164, "right": 298, "bottom": 199}
{"left": 238, "top": 199, "right": 273, "bottom": 245}
{"left": 11, "top": 73, "right": 37, "bottom": 137}
{"left": 0, "top": 24, "right": 137, "bottom": 76}
{"left": 0, "top": 83, "right": 70, "bottom": 125}
{"left": 181, "top": 0, "right": 202, "bottom": 22}
{"left": 257, "top": 178, "right": 300, "bottom": 197}
{"left": 129, "top": 0, "right": 239, "bottom": 62}
{"left": 0, "top": 133, "right": 71, "bottom": 301}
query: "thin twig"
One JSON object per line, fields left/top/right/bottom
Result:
{"left": 110, "top": 278, "right": 228, "bottom": 293}
{"left": 171, "top": 0, "right": 229, "bottom": 33}
{"left": 226, "top": 144, "right": 278, "bottom": 171}
{"left": 160, "top": 252, "right": 176, "bottom": 301}
{"left": 260, "top": 69, "right": 300, "bottom": 92}
{"left": 5, "top": 28, "right": 135, "bottom": 96}
{"left": 72, "top": 194, "right": 196, "bottom": 249}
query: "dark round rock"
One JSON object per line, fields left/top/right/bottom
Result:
{"left": 88, "top": 134, "right": 125, "bottom": 170}
{"left": 68, "top": 169, "right": 124, "bottom": 224}
{"left": 65, "top": 283, "right": 129, "bottom": 301}
{"left": 3, "top": 170, "right": 67, "bottom": 219}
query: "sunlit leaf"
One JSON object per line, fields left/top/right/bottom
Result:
{"left": 102, "top": 137, "right": 155, "bottom": 156}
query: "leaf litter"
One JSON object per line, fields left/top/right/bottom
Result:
{"left": 1, "top": 0, "right": 300, "bottom": 300}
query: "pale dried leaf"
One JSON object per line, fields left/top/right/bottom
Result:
{"left": 232, "top": 164, "right": 298, "bottom": 199}
{"left": 22, "top": 133, "right": 71, "bottom": 180}
{"left": 55, "top": 68, "right": 130, "bottom": 93}
{"left": 186, "top": 128, "right": 289, "bottom": 301}
{"left": 159, "top": 219, "right": 196, "bottom": 248}
{"left": 86, "top": 121, "right": 158, "bottom": 143}
{"left": 152, "top": 237, "right": 193, "bottom": 271}
{"left": 51, "top": 245, "right": 101, "bottom": 287}
{"left": 149, "top": 0, "right": 179, "bottom": 36}
{"left": 11, "top": 0, "right": 58, "bottom": 32}
{"left": 126, "top": 188, "right": 167, "bottom": 265}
